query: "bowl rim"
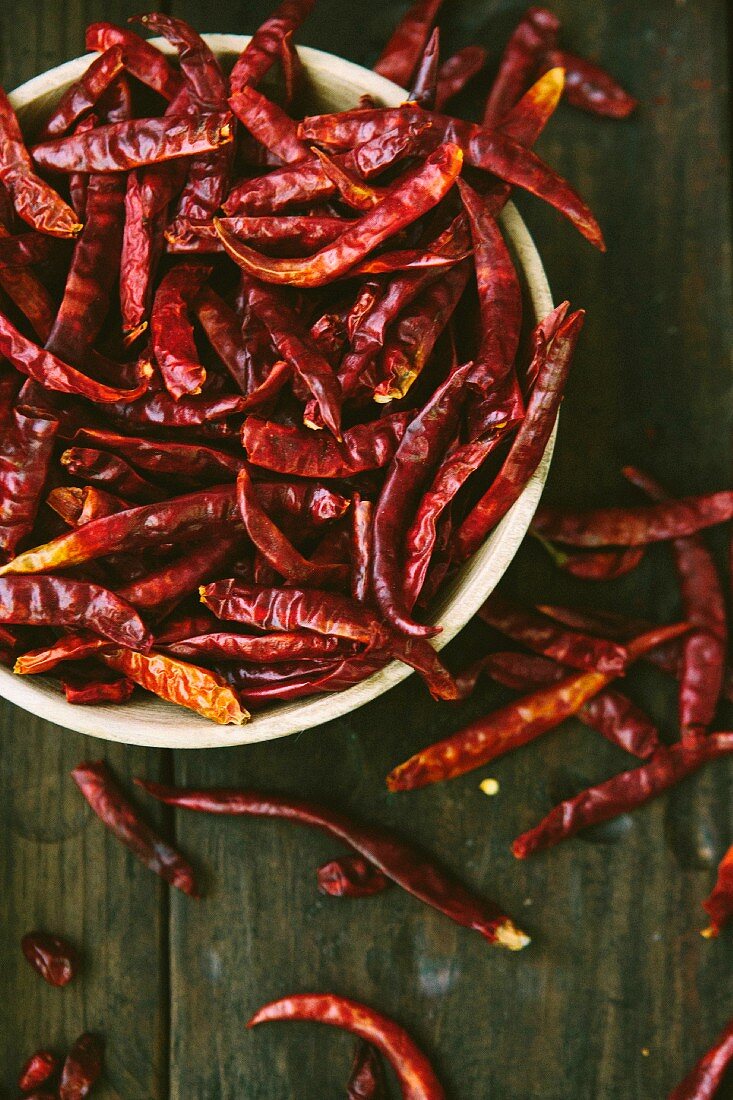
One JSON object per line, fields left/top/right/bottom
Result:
{"left": 0, "top": 36, "right": 554, "bottom": 749}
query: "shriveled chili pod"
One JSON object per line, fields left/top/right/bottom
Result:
{"left": 668, "top": 1016, "right": 733, "bottom": 1100}
{"left": 86, "top": 23, "right": 183, "bottom": 100}
{"left": 541, "top": 48, "right": 637, "bottom": 119}
{"left": 408, "top": 26, "right": 440, "bottom": 109}
{"left": 18, "top": 1050, "right": 58, "bottom": 1092}
{"left": 59, "top": 1032, "right": 104, "bottom": 1100}
{"left": 171, "top": 213, "right": 346, "bottom": 255}
{"left": 317, "top": 854, "right": 389, "bottom": 899}
{"left": 0, "top": 405, "right": 58, "bottom": 557}
{"left": 103, "top": 648, "right": 248, "bottom": 724}
{"left": 21, "top": 931, "right": 78, "bottom": 987}
{"left": 350, "top": 494, "right": 373, "bottom": 604}
{"left": 279, "top": 30, "right": 304, "bottom": 108}
{"left": 151, "top": 263, "right": 211, "bottom": 398}
{"left": 374, "top": 0, "right": 444, "bottom": 87}
{"left": 483, "top": 6, "right": 560, "bottom": 126}
{"left": 701, "top": 844, "right": 733, "bottom": 939}
{"left": 138, "top": 780, "right": 528, "bottom": 948}
{"left": 347, "top": 1039, "right": 387, "bottom": 1099}
{"left": 435, "top": 46, "right": 488, "bottom": 110}
{"left": 73, "top": 428, "right": 244, "bottom": 483}
{"left": 61, "top": 447, "right": 166, "bottom": 503}
{"left": 62, "top": 670, "right": 135, "bottom": 706}
{"left": 533, "top": 535, "right": 646, "bottom": 580}
{"left": 230, "top": 0, "right": 317, "bottom": 94}
{"left": 229, "top": 85, "right": 310, "bottom": 164}
{"left": 164, "top": 630, "right": 357, "bottom": 664}
{"left": 39, "top": 47, "right": 126, "bottom": 140}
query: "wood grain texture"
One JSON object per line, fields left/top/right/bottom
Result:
{"left": 1, "top": 1, "right": 732, "bottom": 1096}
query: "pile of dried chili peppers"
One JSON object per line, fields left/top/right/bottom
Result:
{"left": 0, "top": 0, "right": 635, "bottom": 728}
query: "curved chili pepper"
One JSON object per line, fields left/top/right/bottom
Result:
{"left": 533, "top": 536, "right": 646, "bottom": 580}
{"left": 151, "top": 263, "right": 211, "bottom": 398}
{"left": 32, "top": 112, "right": 234, "bottom": 174}
{"left": 18, "top": 1050, "right": 58, "bottom": 1092}
{"left": 73, "top": 427, "right": 243, "bottom": 483}
{"left": 229, "top": 86, "right": 310, "bottom": 164}
{"left": 15, "top": 632, "right": 110, "bottom": 675}
{"left": 170, "top": 214, "right": 346, "bottom": 255}
{"left": 0, "top": 87, "right": 82, "bottom": 238}
{"left": 86, "top": 23, "right": 184, "bottom": 100}
{"left": 230, "top": 0, "right": 317, "bottom": 94}
{"left": 61, "top": 448, "right": 166, "bottom": 503}
{"left": 242, "top": 412, "right": 411, "bottom": 478}
{"left": 408, "top": 26, "right": 440, "bottom": 109}
{"left": 483, "top": 6, "right": 560, "bottom": 126}
{"left": 387, "top": 623, "right": 689, "bottom": 790}
{"left": 622, "top": 466, "right": 727, "bottom": 742}
{"left": 134, "top": 13, "right": 226, "bottom": 110}
{"left": 374, "top": 0, "right": 444, "bottom": 87}
{"left": 138, "top": 780, "right": 527, "bottom": 948}
{"left": 454, "top": 309, "right": 585, "bottom": 561}
{"left": 21, "top": 931, "right": 78, "bottom": 986}
{"left": 58, "top": 1032, "right": 104, "bottom": 1100}
{"left": 541, "top": 49, "right": 637, "bottom": 119}
{"left": 214, "top": 143, "right": 464, "bottom": 287}
{"left": 435, "top": 46, "right": 488, "bottom": 110}
{"left": 118, "top": 535, "right": 241, "bottom": 620}
{"left": 165, "top": 630, "right": 357, "bottom": 664}
{"left": 668, "top": 1016, "right": 733, "bottom": 1100}
{"left": 701, "top": 844, "right": 733, "bottom": 939}
{"left": 372, "top": 361, "right": 474, "bottom": 637}
{"left": 0, "top": 405, "right": 58, "bottom": 557}
{"left": 317, "top": 854, "right": 389, "bottom": 898}
{"left": 39, "top": 48, "right": 125, "bottom": 140}
{"left": 0, "top": 575, "right": 152, "bottom": 648}
{"left": 514, "top": 734, "right": 733, "bottom": 860}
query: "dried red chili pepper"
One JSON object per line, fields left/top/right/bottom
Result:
{"left": 138, "top": 779, "right": 528, "bottom": 948}
{"left": 388, "top": 622, "right": 689, "bottom": 790}
{"left": 483, "top": 6, "right": 560, "bottom": 126}
{"left": 151, "top": 263, "right": 211, "bottom": 398}
{"left": 279, "top": 30, "right": 304, "bottom": 109}
{"left": 48, "top": 485, "right": 129, "bottom": 529}
{"left": 310, "top": 147, "right": 384, "bottom": 212}
{"left": 435, "top": 46, "right": 488, "bottom": 110}
{"left": 408, "top": 26, "right": 440, "bottom": 109}
{"left": 701, "top": 844, "right": 733, "bottom": 939}
{"left": 32, "top": 112, "right": 234, "bottom": 173}
{"left": 229, "top": 85, "right": 310, "bottom": 164}
{"left": 317, "top": 854, "right": 389, "bottom": 899}
{"left": 541, "top": 49, "right": 637, "bottom": 119}
{"left": 533, "top": 535, "right": 646, "bottom": 580}
{"left": 215, "top": 142, "right": 464, "bottom": 287}
{"left": 230, "top": 0, "right": 317, "bottom": 94}
{"left": 21, "top": 931, "right": 78, "bottom": 987}
{"left": 0, "top": 405, "right": 58, "bottom": 558}
{"left": 86, "top": 23, "right": 184, "bottom": 100}
{"left": 171, "top": 214, "right": 346, "bottom": 255}
{"left": 347, "top": 1039, "right": 387, "bottom": 1099}
{"left": 101, "top": 648, "right": 248, "bottom": 723}
{"left": 59, "top": 1032, "right": 104, "bottom": 1100}
{"left": 72, "top": 760, "right": 202, "bottom": 892}
{"left": 454, "top": 309, "right": 585, "bottom": 560}
{"left": 0, "top": 250, "right": 56, "bottom": 341}
{"left": 15, "top": 632, "right": 110, "bottom": 676}
{"left": 73, "top": 428, "right": 243, "bottom": 483}
{"left": 622, "top": 466, "right": 727, "bottom": 742}
{"left": 668, "top": 1016, "right": 733, "bottom": 1100}
{"left": 61, "top": 448, "right": 165, "bottom": 503}
{"left": 0, "top": 231, "right": 52, "bottom": 266}
{"left": 372, "top": 361, "right": 473, "bottom": 637}
{"left": 18, "top": 1050, "right": 58, "bottom": 1092}
{"left": 350, "top": 494, "right": 373, "bottom": 604}
{"left": 514, "top": 733, "right": 733, "bottom": 860}
{"left": 477, "top": 592, "right": 627, "bottom": 674}
{"left": 242, "top": 412, "right": 411, "bottom": 478}
{"left": 165, "top": 631, "right": 357, "bottom": 664}
{"left": 0, "top": 576, "right": 152, "bottom": 649}
{"left": 0, "top": 87, "right": 82, "bottom": 238}
{"left": 118, "top": 535, "right": 241, "bottom": 620}
{"left": 62, "top": 670, "right": 135, "bottom": 705}
{"left": 39, "top": 48, "right": 125, "bottom": 140}
{"left": 374, "top": 0, "right": 444, "bottom": 87}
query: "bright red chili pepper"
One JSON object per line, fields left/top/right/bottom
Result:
{"left": 229, "top": 0, "right": 317, "bottom": 94}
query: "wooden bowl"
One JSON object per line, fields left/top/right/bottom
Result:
{"left": 0, "top": 35, "right": 554, "bottom": 748}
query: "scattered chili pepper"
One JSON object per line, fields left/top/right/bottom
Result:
{"left": 317, "top": 854, "right": 389, "bottom": 898}
{"left": 59, "top": 1032, "right": 104, "bottom": 1100}
{"left": 18, "top": 1050, "right": 58, "bottom": 1092}
{"left": 668, "top": 1016, "right": 733, "bottom": 1100}
{"left": 21, "top": 931, "right": 78, "bottom": 987}
{"left": 347, "top": 1039, "right": 387, "bottom": 1099}
{"left": 138, "top": 779, "right": 528, "bottom": 948}
{"left": 701, "top": 844, "right": 733, "bottom": 939}
{"left": 541, "top": 49, "right": 637, "bottom": 119}
{"left": 374, "top": 0, "right": 444, "bottom": 87}
{"left": 483, "top": 6, "right": 560, "bottom": 126}
{"left": 514, "top": 733, "right": 733, "bottom": 859}
{"left": 387, "top": 623, "right": 689, "bottom": 790}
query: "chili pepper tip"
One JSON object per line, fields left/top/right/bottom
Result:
{"left": 494, "top": 918, "right": 531, "bottom": 950}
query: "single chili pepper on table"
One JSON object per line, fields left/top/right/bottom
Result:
{"left": 435, "top": 46, "right": 488, "bottom": 110}
{"left": 408, "top": 26, "right": 440, "bottom": 109}
{"left": 347, "top": 1038, "right": 387, "bottom": 1099}
{"left": 0, "top": 576, "right": 152, "bottom": 649}
{"left": 373, "top": 0, "right": 444, "bottom": 87}
{"left": 21, "top": 931, "right": 78, "bottom": 987}
{"left": 59, "top": 1032, "right": 104, "bottom": 1100}
{"left": 85, "top": 23, "right": 184, "bottom": 100}
{"left": 387, "top": 622, "right": 689, "bottom": 791}
{"left": 138, "top": 779, "right": 528, "bottom": 949}
{"left": 668, "top": 1016, "right": 733, "bottom": 1100}
{"left": 229, "top": 0, "right": 317, "bottom": 94}
{"left": 541, "top": 48, "right": 637, "bottom": 119}
{"left": 248, "top": 994, "right": 446, "bottom": 1099}
{"left": 317, "top": 853, "right": 389, "bottom": 898}
{"left": 532, "top": 491, "right": 733, "bottom": 546}
{"left": 0, "top": 405, "right": 58, "bottom": 558}
{"left": 18, "top": 1050, "right": 58, "bottom": 1092}
{"left": 622, "top": 466, "right": 727, "bottom": 742}
{"left": 513, "top": 733, "right": 733, "bottom": 859}
{"left": 38, "top": 47, "right": 125, "bottom": 140}
{"left": 72, "top": 760, "right": 201, "bottom": 893}
{"left": 701, "top": 844, "right": 733, "bottom": 939}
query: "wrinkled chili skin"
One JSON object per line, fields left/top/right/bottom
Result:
{"left": 348, "top": 1039, "right": 388, "bottom": 1099}
{"left": 514, "top": 734, "right": 733, "bottom": 860}
{"left": 242, "top": 413, "right": 411, "bottom": 478}
{"left": 0, "top": 405, "right": 58, "bottom": 558}
{"left": 138, "top": 779, "right": 528, "bottom": 949}
{"left": 171, "top": 214, "right": 346, "bottom": 254}
{"left": 21, "top": 931, "right": 78, "bottom": 987}
{"left": 317, "top": 854, "right": 389, "bottom": 898}
{"left": 72, "top": 760, "right": 202, "bottom": 894}
{"left": 39, "top": 47, "right": 125, "bottom": 140}
{"left": 702, "top": 845, "right": 733, "bottom": 939}
{"left": 165, "top": 630, "right": 357, "bottom": 664}
{"left": 542, "top": 48, "right": 637, "bottom": 119}
{"left": 61, "top": 447, "right": 166, "bottom": 503}
{"left": 151, "top": 263, "right": 211, "bottom": 398}
{"left": 62, "top": 672, "right": 135, "bottom": 705}
{"left": 351, "top": 494, "right": 373, "bottom": 605}
{"left": 117, "top": 534, "right": 240, "bottom": 620}
{"left": 59, "top": 1032, "right": 104, "bottom": 1100}
{"left": 73, "top": 428, "right": 243, "bottom": 483}
{"left": 483, "top": 6, "right": 560, "bottom": 126}
{"left": 409, "top": 26, "right": 440, "bottom": 109}
{"left": 18, "top": 1050, "right": 58, "bottom": 1092}
{"left": 86, "top": 23, "right": 184, "bottom": 100}
{"left": 669, "top": 1016, "right": 733, "bottom": 1100}
{"left": 229, "top": 85, "right": 310, "bottom": 164}
{"left": 374, "top": 0, "right": 444, "bottom": 87}
{"left": 229, "top": 0, "right": 317, "bottom": 94}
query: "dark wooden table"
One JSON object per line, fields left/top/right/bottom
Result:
{"left": 1, "top": 2, "right": 731, "bottom": 1096}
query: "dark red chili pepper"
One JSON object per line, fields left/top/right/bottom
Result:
{"left": 250, "top": 993, "right": 447, "bottom": 1098}
{"left": 151, "top": 263, "right": 211, "bottom": 398}
{"left": 372, "top": 361, "right": 474, "bottom": 637}
{"left": 310, "top": 147, "right": 384, "bottom": 212}
{"left": 483, "top": 6, "right": 560, "bottom": 126}
{"left": 668, "top": 1016, "right": 733, "bottom": 1100}
{"left": 347, "top": 1039, "right": 387, "bottom": 1099}
{"left": 387, "top": 623, "right": 689, "bottom": 790}
{"left": 0, "top": 248, "right": 56, "bottom": 340}
{"left": 701, "top": 844, "right": 733, "bottom": 939}
{"left": 86, "top": 23, "right": 184, "bottom": 100}
{"left": 408, "top": 26, "right": 440, "bottom": 108}
{"left": 230, "top": 0, "right": 317, "bottom": 94}
{"left": 18, "top": 1050, "right": 58, "bottom": 1092}
{"left": 170, "top": 214, "right": 346, "bottom": 255}
{"left": 21, "top": 931, "right": 78, "bottom": 987}
{"left": 165, "top": 630, "right": 357, "bottom": 664}
{"left": 73, "top": 427, "right": 243, "bottom": 484}
{"left": 350, "top": 494, "right": 373, "bottom": 604}
{"left": 61, "top": 448, "right": 166, "bottom": 503}
{"left": 59, "top": 1032, "right": 104, "bottom": 1100}
{"left": 542, "top": 49, "right": 637, "bottom": 119}
{"left": 0, "top": 575, "right": 152, "bottom": 649}
{"left": 514, "top": 734, "right": 733, "bottom": 860}
{"left": 229, "top": 85, "right": 310, "bottom": 164}
{"left": 622, "top": 466, "right": 727, "bottom": 742}
{"left": 477, "top": 592, "right": 627, "bottom": 674}
{"left": 0, "top": 87, "right": 82, "bottom": 238}
{"left": 39, "top": 48, "right": 125, "bottom": 139}
{"left": 118, "top": 535, "right": 241, "bottom": 620}
{"left": 435, "top": 46, "right": 488, "bottom": 110}
{"left": 374, "top": 0, "right": 444, "bottom": 87}
{"left": 533, "top": 535, "right": 646, "bottom": 580}
{"left": 62, "top": 669, "right": 135, "bottom": 705}
{"left": 0, "top": 230, "right": 52, "bottom": 266}
{"left": 138, "top": 779, "right": 528, "bottom": 949}
{"left": 72, "top": 760, "right": 202, "bottom": 892}
{"left": 454, "top": 309, "right": 585, "bottom": 560}
{"left": 279, "top": 30, "right": 304, "bottom": 109}
{"left": 317, "top": 854, "right": 389, "bottom": 898}
{"left": 0, "top": 405, "right": 58, "bottom": 558}
{"left": 32, "top": 112, "right": 234, "bottom": 174}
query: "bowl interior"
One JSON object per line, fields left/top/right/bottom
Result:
{"left": 0, "top": 36, "right": 553, "bottom": 748}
